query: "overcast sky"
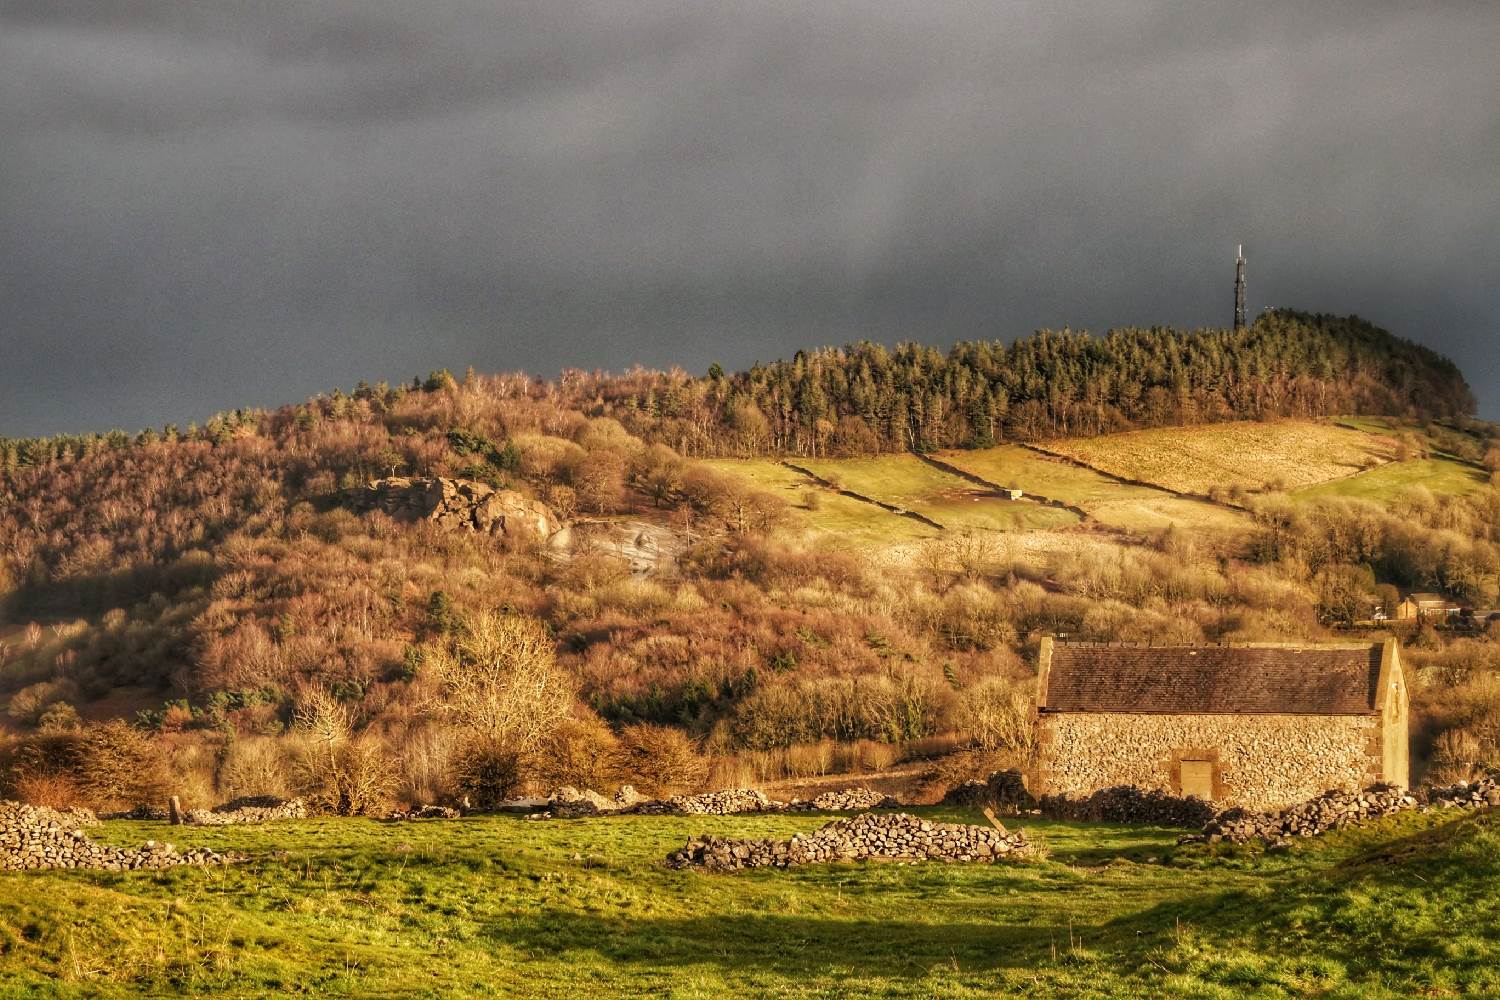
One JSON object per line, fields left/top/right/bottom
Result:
{"left": 2, "top": 2, "right": 1497, "bottom": 437}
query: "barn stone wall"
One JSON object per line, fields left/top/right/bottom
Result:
{"left": 1035, "top": 712, "right": 1382, "bottom": 811}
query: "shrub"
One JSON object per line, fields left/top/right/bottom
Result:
{"left": 426, "top": 611, "right": 572, "bottom": 756}
{"left": 2, "top": 721, "right": 170, "bottom": 812}
{"left": 612, "top": 724, "right": 707, "bottom": 796}
{"left": 448, "top": 737, "right": 527, "bottom": 807}
{"left": 289, "top": 688, "right": 393, "bottom": 815}
{"left": 533, "top": 717, "right": 619, "bottom": 792}
{"left": 957, "top": 678, "right": 1036, "bottom": 760}
{"left": 36, "top": 701, "right": 82, "bottom": 733}
{"left": 217, "top": 735, "right": 293, "bottom": 801}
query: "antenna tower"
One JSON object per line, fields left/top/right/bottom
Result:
{"left": 1233, "top": 244, "right": 1247, "bottom": 329}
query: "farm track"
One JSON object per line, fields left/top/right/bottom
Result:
{"left": 781, "top": 461, "right": 946, "bottom": 530}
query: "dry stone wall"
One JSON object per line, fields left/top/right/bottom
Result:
{"left": 801, "top": 788, "right": 899, "bottom": 811}
{"left": 533, "top": 786, "right": 903, "bottom": 819}
{"left": 1038, "top": 712, "right": 1379, "bottom": 810}
{"left": 666, "top": 812, "right": 1030, "bottom": 872}
{"left": 2, "top": 801, "right": 239, "bottom": 872}
{"left": 387, "top": 804, "right": 462, "bottom": 821}
{"left": 183, "top": 796, "right": 307, "bottom": 825}
{"left": 1197, "top": 776, "right": 1500, "bottom": 844}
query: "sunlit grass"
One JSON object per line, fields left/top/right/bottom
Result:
{"left": 3, "top": 807, "right": 1498, "bottom": 998}
{"left": 795, "top": 455, "right": 1078, "bottom": 532}
{"left": 1292, "top": 457, "right": 1488, "bottom": 503}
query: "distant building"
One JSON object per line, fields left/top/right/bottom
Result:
{"left": 1396, "top": 593, "right": 1462, "bottom": 622}
{"left": 1032, "top": 638, "right": 1409, "bottom": 809}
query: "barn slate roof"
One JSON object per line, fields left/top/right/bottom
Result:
{"left": 1037, "top": 640, "right": 1390, "bottom": 715}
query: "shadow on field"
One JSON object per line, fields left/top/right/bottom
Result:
{"left": 494, "top": 909, "right": 1092, "bottom": 976}
{"left": 1090, "top": 810, "right": 1500, "bottom": 982}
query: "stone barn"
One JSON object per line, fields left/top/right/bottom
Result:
{"left": 1031, "top": 638, "right": 1409, "bottom": 810}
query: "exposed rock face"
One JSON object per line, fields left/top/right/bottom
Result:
{"left": 182, "top": 796, "right": 307, "bottom": 826}
{"left": 665, "top": 812, "right": 1030, "bottom": 872}
{"left": 1, "top": 801, "right": 240, "bottom": 871}
{"left": 344, "top": 477, "right": 559, "bottom": 541}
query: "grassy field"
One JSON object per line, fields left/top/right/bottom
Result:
{"left": 936, "top": 446, "right": 1251, "bottom": 537}
{"left": 700, "top": 459, "right": 940, "bottom": 547}
{"left": 1292, "top": 457, "right": 1489, "bottom": 504}
{"left": 794, "top": 456, "right": 1081, "bottom": 532}
{"left": 1037, "top": 420, "right": 1393, "bottom": 496}
{"left": 2, "top": 807, "right": 1497, "bottom": 998}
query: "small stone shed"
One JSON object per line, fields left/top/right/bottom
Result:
{"left": 1031, "top": 638, "right": 1409, "bottom": 810}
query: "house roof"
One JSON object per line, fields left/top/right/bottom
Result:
{"left": 1405, "top": 593, "right": 1454, "bottom": 605}
{"left": 1037, "top": 640, "right": 1394, "bottom": 716}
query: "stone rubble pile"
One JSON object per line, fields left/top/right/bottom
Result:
{"left": 940, "top": 770, "right": 1037, "bottom": 813}
{"left": 1, "top": 801, "right": 240, "bottom": 872}
{"left": 799, "top": 787, "right": 900, "bottom": 811}
{"left": 1041, "top": 785, "right": 1218, "bottom": 827}
{"left": 1424, "top": 775, "right": 1500, "bottom": 810}
{"left": 665, "top": 811, "right": 1031, "bottom": 872}
{"left": 1195, "top": 776, "right": 1500, "bottom": 845}
{"left": 343, "top": 477, "right": 559, "bottom": 542}
{"left": 386, "top": 804, "right": 462, "bottom": 821}
{"left": 182, "top": 796, "right": 307, "bottom": 826}
{"left": 1199, "top": 784, "right": 1414, "bottom": 844}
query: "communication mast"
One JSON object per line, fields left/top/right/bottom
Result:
{"left": 1233, "top": 244, "right": 1247, "bottom": 329}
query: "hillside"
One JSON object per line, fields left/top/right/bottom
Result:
{"left": 1, "top": 314, "right": 1499, "bottom": 816}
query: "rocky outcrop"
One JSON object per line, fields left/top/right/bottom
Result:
{"left": 182, "top": 796, "right": 307, "bottom": 826}
{"left": 344, "top": 477, "right": 559, "bottom": 542}
{"left": 666, "top": 812, "right": 1031, "bottom": 872}
{"left": 2, "top": 801, "right": 240, "bottom": 872}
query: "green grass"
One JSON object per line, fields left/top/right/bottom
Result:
{"left": 1291, "top": 457, "right": 1489, "bottom": 504}
{"left": 700, "top": 459, "right": 939, "bottom": 546}
{"left": 795, "top": 455, "right": 1080, "bottom": 532}
{"left": 938, "top": 446, "right": 1251, "bottom": 537}
{"left": 3, "top": 807, "right": 1499, "bottom": 998}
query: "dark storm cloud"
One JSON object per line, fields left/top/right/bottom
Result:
{"left": 2, "top": 2, "right": 1498, "bottom": 436}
